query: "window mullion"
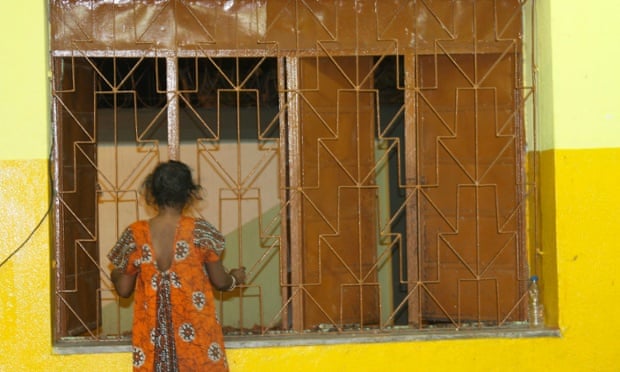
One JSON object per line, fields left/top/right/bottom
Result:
{"left": 167, "top": 56, "right": 180, "bottom": 160}
{"left": 285, "top": 56, "right": 304, "bottom": 332}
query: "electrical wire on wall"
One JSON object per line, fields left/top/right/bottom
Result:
{"left": 0, "top": 142, "right": 54, "bottom": 269}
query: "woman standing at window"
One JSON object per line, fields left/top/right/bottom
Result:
{"left": 108, "top": 160, "right": 246, "bottom": 371}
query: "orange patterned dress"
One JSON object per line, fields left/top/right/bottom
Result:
{"left": 108, "top": 216, "right": 229, "bottom": 371}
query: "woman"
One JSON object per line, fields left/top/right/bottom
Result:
{"left": 108, "top": 160, "right": 246, "bottom": 371}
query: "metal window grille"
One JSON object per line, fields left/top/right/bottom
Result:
{"left": 50, "top": 0, "right": 538, "bottom": 344}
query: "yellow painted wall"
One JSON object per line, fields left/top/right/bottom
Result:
{"left": 1, "top": 1, "right": 619, "bottom": 371}
{"left": 0, "top": 2, "right": 49, "bottom": 160}
{"left": 547, "top": 1, "right": 620, "bottom": 150}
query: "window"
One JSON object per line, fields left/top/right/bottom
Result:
{"left": 51, "top": 0, "right": 537, "bottom": 345}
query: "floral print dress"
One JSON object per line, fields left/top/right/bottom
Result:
{"left": 108, "top": 216, "right": 229, "bottom": 371}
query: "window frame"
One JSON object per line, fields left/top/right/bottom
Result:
{"left": 50, "top": 0, "right": 552, "bottom": 352}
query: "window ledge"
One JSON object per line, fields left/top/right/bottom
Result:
{"left": 53, "top": 328, "right": 560, "bottom": 355}
{"left": 225, "top": 327, "right": 560, "bottom": 349}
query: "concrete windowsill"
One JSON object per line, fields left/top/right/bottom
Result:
{"left": 53, "top": 327, "right": 560, "bottom": 355}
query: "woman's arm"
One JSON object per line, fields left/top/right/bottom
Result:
{"left": 205, "top": 260, "right": 246, "bottom": 291}
{"left": 111, "top": 268, "right": 138, "bottom": 298}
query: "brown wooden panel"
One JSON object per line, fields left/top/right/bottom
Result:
{"left": 298, "top": 56, "right": 379, "bottom": 328}
{"left": 50, "top": 0, "right": 522, "bottom": 55}
{"left": 55, "top": 58, "right": 100, "bottom": 338}
{"left": 417, "top": 53, "right": 525, "bottom": 324}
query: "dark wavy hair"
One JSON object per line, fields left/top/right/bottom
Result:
{"left": 142, "top": 160, "right": 202, "bottom": 210}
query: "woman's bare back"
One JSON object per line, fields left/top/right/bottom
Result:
{"left": 148, "top": 212, "right": 181, "bottom": 272}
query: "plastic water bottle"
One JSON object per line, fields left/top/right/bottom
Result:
{"left": 528, "top": 275, "right": 544, "bottom": 328}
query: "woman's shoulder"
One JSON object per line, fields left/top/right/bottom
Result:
{"left": 125, "top": 219, "right": 150, "bottom": 234}
{"left": 124, "top": 219, "right": 149, "bottom": 228}
{"left": 192, "top": 217, "right": 217, "bottom": 230}
{"left": 191, "top": 217, "right": 225, "bottom": 254}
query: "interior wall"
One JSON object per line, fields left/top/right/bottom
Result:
{"left": 1, "top": 1, "right": 619, "bottom": 371}
{"left": 97, "top": 142, "right": 392, "bottom": 334}
{"left": 97, "top": 142, "right": 282, "bottom": 334}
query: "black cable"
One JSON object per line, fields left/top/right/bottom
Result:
{"left": 0, "top": 136, "right": 55, "bottom": 269}
{"left": 0, "top": 202, "right": 52, "bottom": 268}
